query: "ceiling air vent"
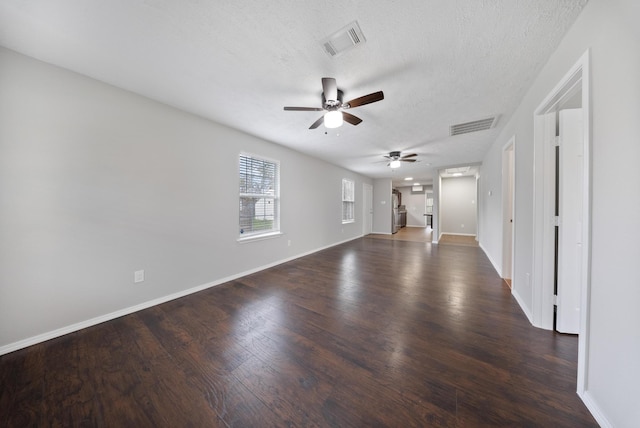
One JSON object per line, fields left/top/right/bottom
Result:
{"left": 450, "top": 116, "right": 499, "bottom": 136}
{"left": 321, "top": 21, "right": 366, "bottom": 58}
{"left": 445, "top": 167, "right": 470, "bottom": 175}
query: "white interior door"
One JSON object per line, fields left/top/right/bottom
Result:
{"left": 502, "top": 140, "right": 515, "bottom": 283}
{"left": 363, "top": 183, "right": 373, "bottom": 235}
{"left": 556, "top": 108, "right": 583, "bottom": 334}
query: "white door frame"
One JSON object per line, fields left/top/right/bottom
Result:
{"left": 532, "top": 50, "right": 591, "bottom": 394}
{"left": 362, "top": 183, "right": 373, "bottom": 236}
{"left": 502, "top": 136, "right": 515, "bottom": 282}
{"left": 475, "top": 175, "right": 480, "bottom": 242}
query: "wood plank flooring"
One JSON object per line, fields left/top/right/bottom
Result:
{"left": 0, "top": 238, "right": 598, "bottom": 427}
{"left": 367, "top": 226, "right": 433, "bottom": 243}
{"left": 437, "top": 234, "right": 479, "bottom": 247}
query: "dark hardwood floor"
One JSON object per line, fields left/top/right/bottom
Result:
{"left": 0, "top": 238, "right": 598, "bottom": 427}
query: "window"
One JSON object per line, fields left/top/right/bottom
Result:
{"left": 342, "top": 179, "right": 355, "bottom": 224}
{"left": 239, "top": 154, "right": 280, "bottom": 239}
{"left": 426, "top": 194, "right": 434, "bottom": 214}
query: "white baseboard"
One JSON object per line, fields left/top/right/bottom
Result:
{"left": 479, "top": 242, "right": 502, "bottom": 276}
{"left": 440, "top": 232, "right": 477, "bottom": 237}
{"left": 0, "top": 235, "right": 362, "bottom": 356}
{"left": 511, "top": 288, "right": 535, "bottom": 326}
{"left": 579, "top": 390, "right": 613, "bottom": 428}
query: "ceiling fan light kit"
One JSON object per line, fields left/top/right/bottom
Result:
{"left": 324, "top": 110, "right": 343, "bottom": 128}
{"left": 385, "top": 151, "right": 418, "bottom": 169}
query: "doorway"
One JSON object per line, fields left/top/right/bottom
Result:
{"left": 502, "top": 137, "right": 515, "bottom": 288}
{"left": 363, "top": 183, "right": 373, "bottom": 236}
{"left": 532, "top": 50, "right": 591, "bottom": 394}
{"left": 424, "top": 192, "right": 433, "bottom": 228}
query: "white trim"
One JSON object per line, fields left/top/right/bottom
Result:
{"left": 479, "top": 242, "right": 501, "bottom": 275}
{"left": 440, "top": 232, "right": 476, "bottom": 236}
{"left": 342, "top": 178, "right": 355, "bottom": 224}
{"left": 512, "top": 288, "right": 535, "bottom": 326}
{"left": 576, "top": 50, "right": 592, "bottom": 397}
{"left": 501, "top": 136, "right": 516, "bottom": 280}
{"left": 238, "top": 152, "right": 281, "bottom": 239}
{"left": 362, "top": 183, "right": 373, "bottom": 235}
{"left": 475, "top": 175, "right": 481, "bottom": 244}
{"left": 579, "top": 391, "right": 613, "bottom": 428}
{"left": 237, "top": 231, "right": 283, "bottom": 243}
{"left": 0, "top": 235, "right": 363, "bottom": 356}
{"left": 531, "top": 49, "right": 592, "bottom": 399}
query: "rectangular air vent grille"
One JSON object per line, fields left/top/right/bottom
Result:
{"left": 445, "top": 167, "right": 470, "bottom": 175}
{"left": 450, "top": 116, "right": 498, "bottom": 136}
{"left": 322, "top": 21, "right": 366, "bottom": 58}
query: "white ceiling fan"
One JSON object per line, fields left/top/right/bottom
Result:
{"left": 384, "top": 151, "right": 417, "bottom": 168}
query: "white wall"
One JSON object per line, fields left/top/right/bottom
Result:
{"left": 440, "top": 176, "right": 477, "bottom": 236}
{"left": 395, "top": 186, "right": 428, "bottom": 227}
{"left": 478, "top": 143, "right": 509, "bottom": 275}
{"left": 431, "top": 174, "right": 441, "bottom": 242}
{"left": 479, "top": 0, "right": 640, "bottom": 425}
{"left": 0, "top": 47, "right": 371, "bottom": 353}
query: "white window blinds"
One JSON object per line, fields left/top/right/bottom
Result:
{"left": 342, "top": 179, "right": 355, "bottom": 223}
{"left": 239, "top": 154, "right": 280, "bottom": 238}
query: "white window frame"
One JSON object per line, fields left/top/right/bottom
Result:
{"left": 342, "top": 179, "right": 355, "bottom": 224}
{"left": 238, "top": 153, "right": 280, "bottom": 241}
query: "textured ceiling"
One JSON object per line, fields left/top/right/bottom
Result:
{"left": 0, "top": 0, "right": 588, "bottom": 186}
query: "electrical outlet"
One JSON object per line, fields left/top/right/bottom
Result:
{"left": 461, "top": 224, "right": 465, "bottom": 228}
{"left": 287, "top": 240, "right": 291, "bottom": 247}
{"left": 134, "top": 270, "right": 145, "bottom": 283}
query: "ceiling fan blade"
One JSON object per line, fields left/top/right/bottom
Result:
{"left": 400, "top": 153, "right": 417, "bottom": 159}
{"left": 342, "top": 112, "right": 362, "bottom": 126}
{"left": 322, "top": 77, "right": 338, "bottom": 102}
{"left": 309, "top": 116, "right": 324, "bottom": 129}
{"left": 284, "top": 106, "right": 324, "bottom": 111}
{"left": 344, "top": 91, "right": 384, "bottom": 108}
{"left": 402, "top": 159, "right": 417, "bottom": 163}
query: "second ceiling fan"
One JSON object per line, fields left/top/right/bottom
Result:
{"left": 385, "top": 151, "right": 417, "bottom": 168}
{"left": 284, "top": 77, "right": 384, "bottom": 129}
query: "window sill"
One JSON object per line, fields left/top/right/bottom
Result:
{"left": 237, "top": 231, "right": 283, "bottom": 244}
{"left": 342, "top": 220, "right": 355, "bottom": 225}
